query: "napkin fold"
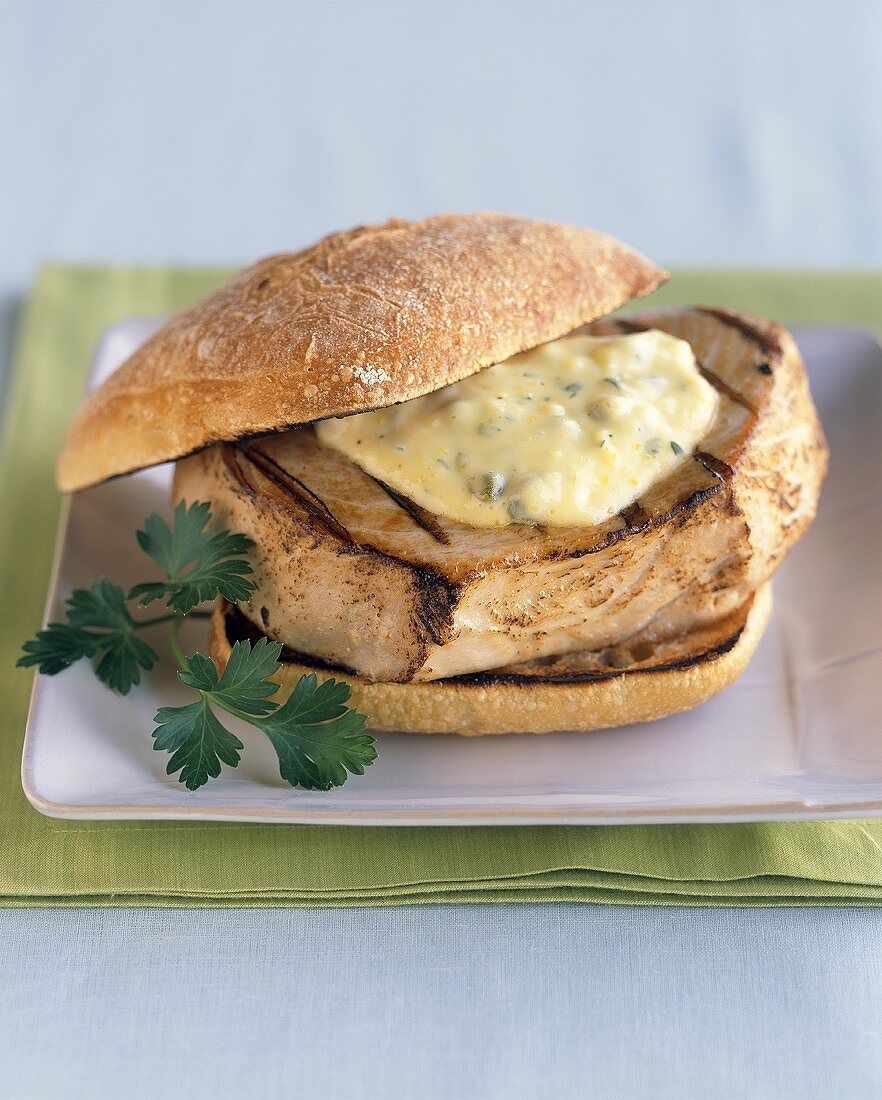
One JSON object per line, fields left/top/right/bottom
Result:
{"left": 2, "top": 264, "right": 882, "bottom": 908}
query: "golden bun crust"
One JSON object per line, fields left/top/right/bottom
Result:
{"left": 57, "top": 213, "right": 666, "bottom": 492}
{"left": 209, "top": 585, "right": 771, "bottom": 735}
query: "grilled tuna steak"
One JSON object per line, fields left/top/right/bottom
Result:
{"left": 174, "top": 307, "right": 827, "bottom": 682}
{"left": 211, "top": 584, "right": 773, "bottom": 735}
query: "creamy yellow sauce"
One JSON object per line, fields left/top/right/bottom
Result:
{"left": 316, "top": 330, "right": 718, "bottom": 527}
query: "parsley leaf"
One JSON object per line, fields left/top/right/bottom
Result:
{"left": 255, "top": 673, "right": 376, "bottom": 791}
{"left": 670, "top": 440, "right": 684, "bottom": 456}
{"left": 152, "top": 647, "right": 375, "bottom": 792}
{"left": 18, "top": 622, "right": 100, "bottom": 676}
{"left": 151, "top": 639, "right": 280, "bottom": 788}
{"left": 136, "top": 501, "right": 215, "bottom": 578}
{"left": 153, "top": 698, "right": 244, "bottom": 791}
{"left": 65, "top": 576, "right": 133, "bottom": 631}
{"left": 179, "top": 638, "right": 282, "bottom": 717}
{"left": 17, "top": 578, "right": 158, "bottom": 694}
{"left": 93, "top": 633, "right": 161, "bottom": 695}
{"left": 129, "top": 500, "right": 256, "bottom": 615}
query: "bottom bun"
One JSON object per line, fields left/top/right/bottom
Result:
{"left": 210, "top": 584, "right": 771, "bottom": 736}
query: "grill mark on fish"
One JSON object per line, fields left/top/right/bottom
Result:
{"left": 696, "top": 358, "right": 758, "bottom": 416}
{"left": 412, "top": 567, "right": 460, "bottom": 646}
{"left": 619, "top": 501, "right": 651, "bottom": 531}
{"left": 613, "top": 317, "right": 651, "bottom": 334}
{"left": 694, "top": 450, "right": 734, "bottom": 483}
{"left": 241, "top": 444, "right": 355, "bottom": 544}
{"left": 560, "top": 520, "right": 646, "bottom": 560}
{"left": 366, "top": 474, "right": 452, "bottom": 545}
{"left": 696, "top": 308, "right": 783, "bottom": 358}
{"left": 219, "top": 444, "right": 258, "bottom": 498}
{"left": 560, "top": 473, "right": 724, "bottom": 562}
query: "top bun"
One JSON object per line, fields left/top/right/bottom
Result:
{"left": 56, "top": 213, "right": 667, "bottom": 491}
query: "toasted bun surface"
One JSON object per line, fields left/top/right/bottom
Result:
{"left": 209, "top": 585, "right": 771, "bottom": 735}
{"left": 57, "top": 213, "right": 666, "bottom": 492}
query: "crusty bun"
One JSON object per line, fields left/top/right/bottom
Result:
{"left": 56, "top": 213, "right": 666, "bottom": 492}
{"left": 209, "top": 584, "right": 772, "bottom": 735}
{"left": 177, "top": 307, "right": 826, "bottom": 684}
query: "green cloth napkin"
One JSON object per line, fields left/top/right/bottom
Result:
{"left": 2, "top": 265, "right": 882, "bottom": 908}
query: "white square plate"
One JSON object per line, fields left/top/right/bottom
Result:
{"left": 20, "top": 320, "right": 882, "bottom": 825}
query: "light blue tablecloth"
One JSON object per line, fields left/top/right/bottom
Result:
{"left": 2, "top": 905, "right": 881, "bottom": 1099}
{"left": 2, "top": 2, "right": 881, "bottom": 1096}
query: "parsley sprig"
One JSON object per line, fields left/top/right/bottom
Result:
{"left": 18, "top": 501, "right": 376, "bottom": 792}
{"left": 130, "top": 501, "right": 256, "bottom": 615}
{"left": 19, "top": 577, "right": 161, "bottom": 693}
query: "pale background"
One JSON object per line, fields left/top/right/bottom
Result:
{"left": 3, "top": 0, "right": 882, "bottom": 297}
{"left": 2, "top": 2, "right": 882, "bottom": 1097}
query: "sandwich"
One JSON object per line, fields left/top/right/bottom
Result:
{"left": 56, "top": 213, "right": 828, "bottom": 735}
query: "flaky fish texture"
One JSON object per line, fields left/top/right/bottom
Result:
{"left": 175, "top": 307, "right": 827, "bottom": 683}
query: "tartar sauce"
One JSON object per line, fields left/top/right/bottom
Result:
{"left": 315, "top": 330, "right": 718, "bottom": 527}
